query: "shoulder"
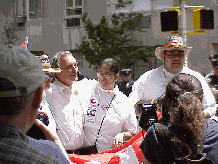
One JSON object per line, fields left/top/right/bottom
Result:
{"left": 183, "top": 67, "right": 204, "bottom": 79}
{"left": 0, "top": 137, "right": 62, "bottom": 164}
{"left": 134, "top": 66, "right": 162, "bottom": 85}
{"left": 183, "top": 67, "right": 208, "bottom": 84}
{"left": 28, "top": 137, "right": 69, "bottom": 163}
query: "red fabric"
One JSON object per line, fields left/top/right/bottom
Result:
{"left": 68, "top": 130, "right": 146, "bottom": 164}
{"left": 20, "top": 37, "right": 28, "bottom": 50}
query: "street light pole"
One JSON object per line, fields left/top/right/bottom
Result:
{"left": 179, "top": 0, "right": 187, "bottom": 67}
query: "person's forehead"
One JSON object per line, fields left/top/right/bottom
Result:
{"left": 99, "top": 65, "right": 113, "bottom": 74}
{"left": 60, "top": 55, "right": 77, "bottom": 65}
{"left": 166, "top": 50, "right": 184, "bottom": 53}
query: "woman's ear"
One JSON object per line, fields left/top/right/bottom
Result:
{"left": 115, "top": 73, "right": 119, "bottom": 81}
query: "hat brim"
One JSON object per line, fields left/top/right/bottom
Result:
{"left": 43, "top": 68, "right": 62, "bottom": 73}
{"left": 155, "top": 46, "right": 192, "bottom": 60}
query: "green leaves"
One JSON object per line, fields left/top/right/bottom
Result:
{"left": 2, "top": 22, "right": 19, "bottom": 45}
{"left": 77, "top": 1, "right": 159, "bottom": 70}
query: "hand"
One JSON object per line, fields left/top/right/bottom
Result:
{"left": 211, "top": 88, "right": 218, "bottom": 99}
{"left": 112, "top": 133, "right": 124, "bottom": 149}
{"left": 35, "top": 119, "right": 57, "bottom": 142}
{"left": 43, "top": 76, "right": 52, "bottom": 90}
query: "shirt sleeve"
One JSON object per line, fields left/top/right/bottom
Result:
{"left": 123, "top": 103, "right": 138, "bottom": 134}
{"left": 129, "top": 78, "right": 145, "bottom": 105}
{"left": 199, "top": 75, "right": 216, "bottom": 117}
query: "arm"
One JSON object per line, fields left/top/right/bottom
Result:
{"left": 35, "top": 119, "right": 71, "bottom": 163}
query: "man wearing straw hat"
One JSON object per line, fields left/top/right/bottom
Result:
{"left": 129, "top": 36, "right": 216, "bottom": 119}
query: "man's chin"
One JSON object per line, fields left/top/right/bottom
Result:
{"left": 70, "top": 76, "right": 78, "bottom": 81}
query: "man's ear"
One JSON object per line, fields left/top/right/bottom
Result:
{"left": 32, "top": 86, "right": 43, "bottom": 109}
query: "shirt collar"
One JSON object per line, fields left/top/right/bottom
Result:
{"left": 54, "top": 78, "right": 72, "bottom": 93}
{"left": 0, "top": 123, "right": 29, "bottom": 143}
{"left": 96, "top": 82, "right": 118, "bottom": 95}
{"left": 162, "top": 66, "right": 184, "bottom": 81}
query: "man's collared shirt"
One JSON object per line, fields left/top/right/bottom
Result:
{"left": 44, "top": 79, "right": 85, "bottom": 150}
{"left": 130, "top": 66, "right": 217, "bottom": 117}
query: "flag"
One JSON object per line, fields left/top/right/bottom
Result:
{"left": 21, "top": 37, "right": 28, "bottom": 50}
{"left": 68, "top": 111, "right": 162, "bottom": 163}
{"left": 68, "top": 130, "right": 146, "bottom": 164}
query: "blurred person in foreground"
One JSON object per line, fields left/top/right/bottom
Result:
{"left": 140, "top": 73, "right": 218, "bottom": 164}
{"left": 130, "top": 36, "right": 216, "bottom": 119}
{"left": 0, "top": 45, "right": 69, "bottom": 163}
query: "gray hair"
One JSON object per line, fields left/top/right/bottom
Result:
{"left": 51, "top": 50, "right": 73, "bottom": 69}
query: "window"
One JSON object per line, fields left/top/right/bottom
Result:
{"left": 66, "top": 18, "right": 80, "bottom": 27}
{"left": 70, "top": 50, "right": 83, "bottom": 68}
{"left": 15, "top": 0, "right": 26, "bottom": 17}
{"left": 29, "top": 0, "right": 42, "bottom": 19}
{"left": 65, "top": 0, "right": 83, "bottom": 28}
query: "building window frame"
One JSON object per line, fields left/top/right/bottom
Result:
{"left": 212, "top": 43, "right": 218, "bottom": 54}
{"left": 65, "top": 0, "right": 83, "bottom": 28}
{"left": 29, "top": 0, "right": 42, "bottom": 19}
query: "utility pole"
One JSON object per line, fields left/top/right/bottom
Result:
{"left": 179, "top": 0, "right": 187, "bottom": 67}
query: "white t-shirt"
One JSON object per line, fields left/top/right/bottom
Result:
{"left": 130, "top": 66, "right": 216, "bottom": 117}
{"left": 83, "top": 83, "right": 138, "bottom": 152}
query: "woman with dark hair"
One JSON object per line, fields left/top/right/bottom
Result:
{"left": 79, "top": 58, "right": 137, "bottom": 154}
{"left": 140, "top": 73, "right": 218, "bottom": 164}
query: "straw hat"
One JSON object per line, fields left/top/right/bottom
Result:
{"left": 155, "top": 36, "right": 192, "bottom": 60}
{"left": 36, "top": 55, "right": 61, "bottom": 73}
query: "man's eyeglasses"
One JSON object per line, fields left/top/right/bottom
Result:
{"left": 167, "top": 54, "right": 185, "bottom": 58}
{"left": 97, "top": 72, "right": 112, "bottom": 79}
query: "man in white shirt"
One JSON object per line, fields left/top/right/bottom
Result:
{"left": 130, "top": 36, "right": 216, "bottom": 119}
{"left": 44, "top": 51, "right": 85, "bottom": 152}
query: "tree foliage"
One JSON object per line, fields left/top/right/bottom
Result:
{"left": 77, "top": 0, "right": 159, "bottom": 69}
{"left": 2, "top": 22, "right": 19, "bottom": 45}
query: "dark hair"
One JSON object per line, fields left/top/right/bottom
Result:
{"left": 0, "top": 78, "right": 37, "bottom": 116}
{"left": 162, "top": 73, "right": 204, "bottom": 158}
{"left": 99, "top": 58, "right": 120, "bottom": 75}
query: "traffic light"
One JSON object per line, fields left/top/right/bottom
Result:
{"left": 160, "top": 11, "right": 178, "bottom": 32}
{"left": 193, "top": 9, "right": 214, "bottom": 30}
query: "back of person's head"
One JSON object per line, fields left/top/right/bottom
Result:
{"left": 162, "top": 73, "right": 204, "bottom": 158}
{"left": 100, "top": 58, "right": 120, "bottom": 75}
{"left": 0, "top": 45, "right": 45, "bottom": 117}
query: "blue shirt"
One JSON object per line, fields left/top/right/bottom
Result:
{"left": 28, "top": 137, "right": 70, "bottom": 164}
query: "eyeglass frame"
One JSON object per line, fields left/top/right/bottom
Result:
{"left": 97, "top": 72, "right": 114, "bottom": 79}
{"left": 164, "top": 50, "right": 185, "bottom": 59}
{"left": 166, "top": 53, "right": 185, "bottom": 58}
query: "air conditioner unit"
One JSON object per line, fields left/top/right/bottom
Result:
{"left": 15, "top": 15, "right": 27, "bottom": 24}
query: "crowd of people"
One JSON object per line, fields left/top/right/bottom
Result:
{"left": 0, "top": 35, "right": 218, "bottom": 163}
